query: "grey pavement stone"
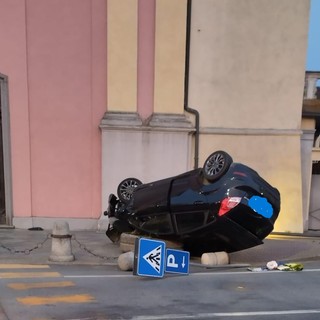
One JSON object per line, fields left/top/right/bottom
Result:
{"left": 230, "top": 234, "right": 320, "bottom": 265}
{"left": 0, "top": 228, "right": 122, "bottom": 265}
{"left": 0, "top": 228, "right": 320, "bottom": 266}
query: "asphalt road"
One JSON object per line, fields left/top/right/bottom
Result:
{"left": 1, "top": 262, "right": 320, "bottom": 320}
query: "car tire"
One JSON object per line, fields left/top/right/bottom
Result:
{"left": 117, "top": 178, "right": 142, "bottom": 203}
{"left": 203, "top": 151, "right": 233, "bottom": 182}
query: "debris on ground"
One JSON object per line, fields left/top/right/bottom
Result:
{"left": 248, "top": 261, "right": 304, "bottom": 272}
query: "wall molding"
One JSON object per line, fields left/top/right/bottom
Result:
{"left": 100, "top": 112, "right": 195, "bottom": 133}
{"left": 201, "top": 127, "right": 303, "bottom": 136}
{"left": 13, "top": 217, "right": 100, "bottom": 231}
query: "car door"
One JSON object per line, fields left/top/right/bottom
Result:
{"left": 170, "top": 171, "right": 210, "bottom": 235}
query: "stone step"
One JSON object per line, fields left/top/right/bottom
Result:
{"left": 119, "top": 232, "right": 183, "bottom": 253}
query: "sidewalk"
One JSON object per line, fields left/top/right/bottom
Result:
{"left": 0, "top": 227, "right": 320, "bottom": 266}
{"left": 0, "top": 228, "right": 121, "bottom": 265}
{"left": 230, "top": 233, "right": 320, "bottom": 264}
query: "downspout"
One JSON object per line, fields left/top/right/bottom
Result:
{"left": 184, "top": 0, "right": 200, "bottom": 169}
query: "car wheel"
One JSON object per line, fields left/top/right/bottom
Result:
{"left": 117, "top": 178, "right": 142, "bottom": 203}
{"left": 203, "top": 151, "right": 233, "bottom": 182}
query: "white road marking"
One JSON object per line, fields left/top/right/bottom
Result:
{"left": 64, "top": 274, "right": 133, "bottom": 278}
{"left": 131, "top": 309, "right": 320, "bottom": 319}
{"left": 63, "top": 268, "right": 320, "bottom": 278}
{"left": 192, "top": 268, "right": 320, "bottom": 275}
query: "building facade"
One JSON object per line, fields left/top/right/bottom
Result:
{"left": 0, "top": 0, "right": 313, "bottom": 234}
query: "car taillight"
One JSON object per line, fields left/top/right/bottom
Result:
{"left": 218, "top": 197, "right": 242, "bottom": 216}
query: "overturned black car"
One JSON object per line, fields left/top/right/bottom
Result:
{"left": 105, "top": 151, "right": 280, "bottom": 255}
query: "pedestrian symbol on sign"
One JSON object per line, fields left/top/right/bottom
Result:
{"left": 143, "top": 245, "right": 162, "bottom": 273}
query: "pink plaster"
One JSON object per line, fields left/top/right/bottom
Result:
{"left": 25, "top": 0, "right": 107, "bottom": 218}
{"left": 137, "top": 0, "right": 156, "bottom": 120}
{"left": 91, "top": 0, "right": 108, "bottom": 217}
{"left": 0, "top": 0, "right": 107, "bottom": 219}
{"left": 0, "top": 1, "right": 32, "bottom": 217}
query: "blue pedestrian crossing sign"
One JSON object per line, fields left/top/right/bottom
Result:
{"left": 165, "top": 248, "right": 190, "bottom": 274}
{"left": 134, "top": 238, "right": 166, "bottom": 278}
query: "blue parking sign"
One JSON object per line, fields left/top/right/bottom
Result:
{"left": 134, "top": 238, "right": 166, "bottom": 278}
{"left": 165, "top": 248, "right": 190, "bottom": 274}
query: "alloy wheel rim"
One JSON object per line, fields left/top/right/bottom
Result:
{"left": 119, "top": 179, "right": 140, "bottom": 200}
{"left": 205, "top": 153, "right": 225, "bottom": 176}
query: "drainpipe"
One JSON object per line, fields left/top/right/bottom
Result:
{"left": 184, "top": 0, "right": 200, "bottom": 169}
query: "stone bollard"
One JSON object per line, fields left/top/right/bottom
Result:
{"left": 201, "top": 251, "right": 229, "bottom": 266}
{"left": 49, "top": 221, "right": 74, "bottom": 262}
{"left": 118, "top": 251, "right": 134, "bottom": 271}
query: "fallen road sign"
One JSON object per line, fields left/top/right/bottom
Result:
{"left": 134, "top": 237, "right": 190, "bottom": 278}
{"left": 134, "top": 238, "right": 166, "bottom": 278}
{"left": 165, "top": 248, "right": 190, "bottom": 275}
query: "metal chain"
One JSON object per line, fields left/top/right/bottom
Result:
{"left": 0, "top": 233, "right": 51, "bottom": 255}
{"left": 0, "top": 233, "right": 118, "bottom": 262}
{"left": 71, "top": 235, "right": 118, "bottom": 262}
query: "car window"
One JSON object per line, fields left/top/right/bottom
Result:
{"left": 175, "top": 212, "right": 205, "bottom": 234}
{"left": 137, "top": 213, "right": 174, "bottom": 235}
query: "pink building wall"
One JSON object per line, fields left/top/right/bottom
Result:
{"left": 0, "top": 0, "right": 107, "bottom": 222}
{"left": 137, "top": 0, "right": 156, "bottom": 120}
{"left": 0, "top": 0, "right": 32, "bottom": 218}
{"left": 1, "top": 0, "right": 180, "bottom": 227}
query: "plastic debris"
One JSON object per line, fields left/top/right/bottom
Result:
{"left": 248, "top": 261, "right": 303, "bottom": 272}
{"left": 282, "top": 263, "right": 304, "bottom": 271}
{"left": 248, "top": 267, "right": 266, "bottom": 272}
{"left": 266, "top": 260, "right": 278, "bottom": 270}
